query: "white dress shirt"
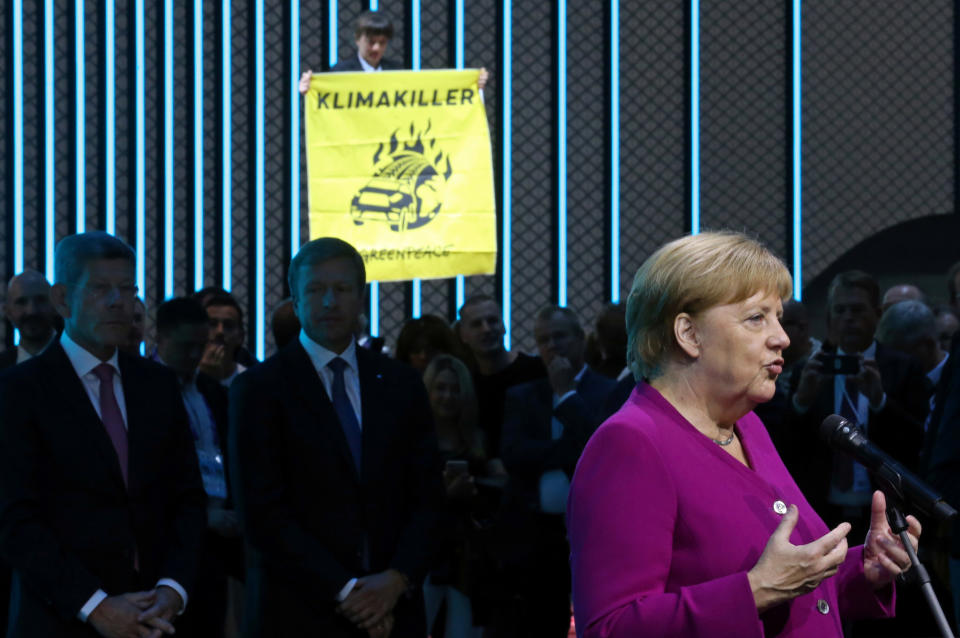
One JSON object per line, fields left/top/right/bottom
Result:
{"left": 59, "top": 332, "right": 189, "bottom": 620}
{"left": 16, "top": 333, "right": 56, "bottom": 363}
{"left": 540, "top": 365, "right": 588, "bottom": 514}
{"left": 828, "top": 341, "right": 885, "bottom": 507}
{"left": 298, "top": 331, "right": 365, "bottom": 601}
{"left": 357, "top": 53, "right": 381, "bottom": 73}
{"left": 299, "top": 331, "right": 363, "bottom": 429}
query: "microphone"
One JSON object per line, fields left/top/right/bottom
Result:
{"left": 819, "top": 414, "right": 957, "bottom": 521}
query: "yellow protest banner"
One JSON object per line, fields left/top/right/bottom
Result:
{"left": 304, "top": 69, "right": 497, "bottom": 282}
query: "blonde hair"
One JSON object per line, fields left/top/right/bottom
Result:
{"left": 626, "top": 231, "right": 792, "bottom": 381}
{"left": 422, "top": 354, "right": 485, "bottom": 458}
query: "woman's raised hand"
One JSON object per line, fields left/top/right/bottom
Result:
{"left": 748, "top": 505, "right": 851, "bottom": 612}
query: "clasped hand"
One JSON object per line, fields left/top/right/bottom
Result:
{"left": 89, "top": 585, "right": 182, "bottom": 638}
{"left": 338, "top": 569, "right": 407, "bottom": 637}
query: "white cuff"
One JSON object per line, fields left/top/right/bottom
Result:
{"left": 336, "top": 578, "right": 358, "bottom": 602}
{"left": 156, "top": 578, "right": 188, "bottom": 615}
{"left": 553, "top": 390, "right": 577, "bottom": 409}
{"left": 78, "top": 589, "right": 108, "bottom": 622}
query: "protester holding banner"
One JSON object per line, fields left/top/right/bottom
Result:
{"left": 298, "top": 11, "right": 488, "bottom": 94}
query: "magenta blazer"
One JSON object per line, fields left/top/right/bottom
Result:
{"left": 567, "top": 383, "right": 894, "bottom": 638}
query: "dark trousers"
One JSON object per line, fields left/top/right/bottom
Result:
{"left": 488, "top": 513, "right": 571, "bottom": 638}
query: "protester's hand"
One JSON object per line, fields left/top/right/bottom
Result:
{"left": 136, "top": 585, "right": 182, "bottom": 637}
{"left": 88, "top": 591, "right": 161, "bottom": 638}
{"left": 747, "top": 505, "right": 851, "bottom": 612}
{"left": 547, "top": 356, "right": 577, "bottom": 397}
{"left": 793, "top": 353, "right": 825, "bottom": 410}
{"left": 477, "top": 67, "right": 490, "bottom": 90}
{"left": 338, "top": 569, "right": 407, "bottom": 630}
{"left": 299, "top": 70, "right": 313, "bottom": 95}
{"left": 863, "top": 490, "right": 921, "bottom": 589}
{"left": 854, "top": 359, "right": 885, "bottom": 408}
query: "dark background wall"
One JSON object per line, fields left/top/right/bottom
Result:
{"left": 2, "top": 0, "right": 956, "bottom": 358}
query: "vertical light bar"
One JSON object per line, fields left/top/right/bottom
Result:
{"left": 366, "top": 1, "right": 381, "bottom": 332}
{"left": 75, "top": 0, "right": 86, "bottom": 232}
{"left": 689, "top": 0, "right": 700, "bottom": 234}
{"left": 222, "top": 0, "right": 232, "bottom": 291}
{"left": 328, "top": 1, "right": 338, "bottom": 67}
{"left": 454, "top": 0, "right": 465, "bottom": 311}
{"left": 44, "top": 0, "right": 55, "bottom": 280}
{"left": 609, "top": 0, "right": 620, "bottom": 303}
{"left": 105, "top": 0, "right": 116, "bottom": 234}
{"left": 410, "top": 0, "right": 421, "bottom": 317}
{"left": 557, "top": 0, "right": 567, "bottom": 307}
{"left": 134, "top": 0, "right": 145, "bottom": 302}
{"left": 502, "top": 0, "right": 512, "bottom": 349}
{"left": 163, "top": 0, "right": 174, "bottom": 299}
{"left": 254, "top": 0, "right": 265, "bottom": 360}
{"left": 792, "top": 0, "right": 802, "bottom": 300}
{"left": 193, "top": 0, "right": 204, "bottom": 290}
{"left": 289, "top": 0, "right": 299, "bottom": 259}
{"left": 13, "top": 0, "right": 23, "bottom": 279}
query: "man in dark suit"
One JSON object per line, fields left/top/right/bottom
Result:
{"left": 499, "top": 305, "right": 615, "bottom": 638}
{"left": 783, "top": 271, "right": 930, "bottom": 531}
{"left": 153, "top": 297, "right": 241, "bottom": 637}
{"left": 926, "top": 333, "right": 960, "bottom": 632}
{"left": 0, "top": 269, "right": 59, "bottom": 369}
{"left": 0, "top": 232, "right": 206, "bottom": 638}
{"left": 229, "top": 237, "right": 442, "bottom": 638}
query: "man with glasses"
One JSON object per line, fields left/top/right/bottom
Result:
{"left": 0, "top": 232, "right": 206, "bottom": 638}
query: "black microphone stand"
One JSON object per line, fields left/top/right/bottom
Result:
{"left": 882, "top": 488, "right": 955, "bottom": 638}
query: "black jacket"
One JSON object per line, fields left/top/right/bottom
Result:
{"left": 0, "top": 344, "right": 206, "bottom": 637}
{"left": 228, "top": 341, "right": 443, "bottom": 637}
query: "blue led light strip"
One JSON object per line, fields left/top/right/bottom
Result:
{"left": 610, "top": 0, "right": 620, "bottom": 303}
{"left": 135, "top": 0, "right": 146, "bottom": 302}
{"left": 792, "top": 0, "right": 802, "bottom": 301}
{"left": 163, "top": 0, "right": 174, "bottom": 299}
{"left": 193, "top": 0, "right": 204, "bottom": 291}
{"left": 254, "top": 0, "right": 265, "bottom": 360}
{"left": 222, "top": 0, "right": 232, "bottom": 291}
{"left": 44, "top": 0, "right": 55, "bottom": 280}
{"left": 289, "top": 0, "right": 300, "bottom": 260}
{"left": 75, "top": 0, "right": 86, "bottom": 232}
{"left": 13, "top": 0, "right": 23, "bottom": 278}
{"left": 690, "top": 0, "right": 700, "bottom": 235}
{"left": 366, "top": 0, "right": 380, "bottom": 335}
{"left": 328, "top": 1, "right": 337, "bottom": 68}
{"left": 410, "top": 0, "right": 421, "bottom": 318}
{"left": 502, "top": 0, "right": 513, "bottom": 350}
{"left": 454, "top": 0, "right": 465, "bottom": 313}
{"left": 557, "top": 0, "right": 567, "bottom": 307}
{"left": 105, "top": 0, "right": 116, "bottom": 234}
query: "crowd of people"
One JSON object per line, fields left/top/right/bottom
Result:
{"left": 0, "top": 229, "right": 957, "bottom": 638}
{"left": 0, "top": 7, "right": 958, "bottom": 637}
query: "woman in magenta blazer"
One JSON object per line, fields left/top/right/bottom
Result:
{"left": 567, "top": 232, "right": 921, "bottom": 638}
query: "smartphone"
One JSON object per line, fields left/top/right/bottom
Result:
{"left": 445, "top": 460, "right": 469, "bottom": 477}
{"left": 819, "top": 353, "right": 860, "bottom": 375}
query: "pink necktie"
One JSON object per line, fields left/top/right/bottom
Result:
{"left": 92, "top": 363, "right": 129, "bottom": 486}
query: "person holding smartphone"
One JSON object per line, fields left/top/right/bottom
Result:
{"left": 422, "top": 354, "right": 504, "bottom": 638}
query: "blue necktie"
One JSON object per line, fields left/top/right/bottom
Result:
{"left": 833, "top": 376, "right": 860, "bottom": 491}
{"left": 328, "top": 357, "right": 362, "bottom": 472}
